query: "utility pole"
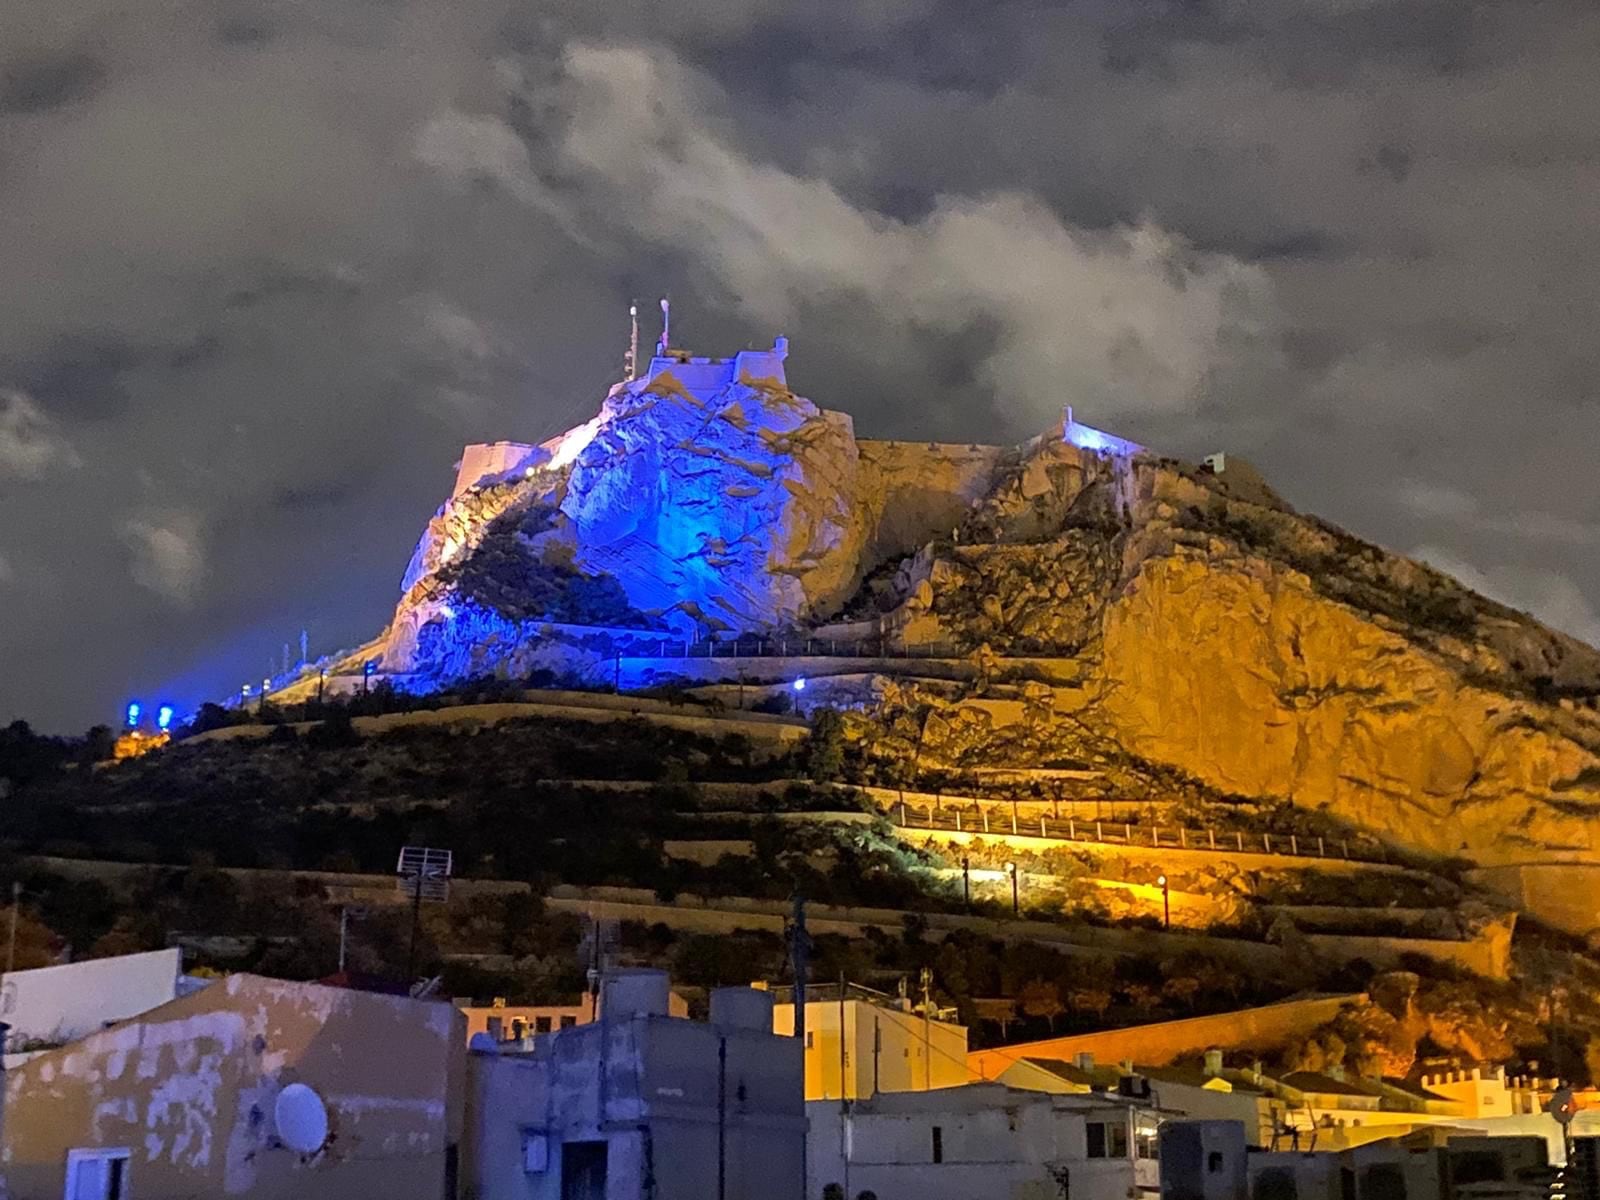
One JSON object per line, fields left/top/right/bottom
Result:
{"left": 962, "top": 857, "right": 971, "bottom": 911}
{"left": 406, "top": 869, "right": 424, "bottom": 982}
{"left": 920, "top": 966, "right": 934, "bottom": 1091}
{"left": 5, "top": 881, "right": 21, "bottom": 974}
{"left": 788, "top": 893, "right": 810, "bottom": 1200}
{"left": 337, "top": 906, "right": 365, "bottom": 974}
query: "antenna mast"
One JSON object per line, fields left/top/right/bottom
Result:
{"left": 625, "top": 300, "right": 639, "bottom": 381}
{"left": 658, "top": 296, "right": 670, "bottom": 355}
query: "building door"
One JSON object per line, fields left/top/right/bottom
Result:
{"left": 64, "top": 1149, "right": 130, "bottom": 1200}
{"left": 561, "top": 1141, "right": 608, "bottom": 1200}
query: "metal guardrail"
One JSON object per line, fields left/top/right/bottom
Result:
{"left": 621, "top": 637, "right": 966, "bottom": 660}
{"left": 884, "top": 801, "right": 1387, "bottom": 865}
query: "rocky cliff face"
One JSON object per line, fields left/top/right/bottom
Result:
{"left": 872, "top": 436, "right": 1600, "bottom": 877}
{"left": 380, "top": 353, "right": 1003, "bottom": 675}
{"left": 562, "top": 369, "right": 864, "bottom": 632}
{"left": 372, "top": 344, "right": 1600, "bottom": 922}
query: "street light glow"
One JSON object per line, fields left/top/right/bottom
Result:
{"left": 792, "top": 677, "right": 806, "bottom": 692}
{"left": 157, "top": 705, "right": 174, "bottom": 731}
{"left": 125, "top": 701, "right": 141, "bottom": 728}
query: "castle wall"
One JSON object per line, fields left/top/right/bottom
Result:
{"left": 452, "top": 441, "right": 540, "bottom": 497}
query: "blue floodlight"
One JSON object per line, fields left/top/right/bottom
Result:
{"left": 125, "top": 701, "right": 141, "bottom": 728}
{"left": 241, "top": 683, "right": 251, "bottom": 697}
{"left": 792, "top": 677, "right": 806, "bottom": 692}
{"left": 157, "top": 705, "right": 174, "bottom": 731}
{"left": 364, "top": 660, "right": 376, "bottom": 676}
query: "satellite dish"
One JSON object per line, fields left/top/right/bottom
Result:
{"left": 275, "top": 1083, "right": 330, "bottom": 1154}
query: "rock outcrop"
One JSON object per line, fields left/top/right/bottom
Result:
{"left": 366, "top": 334, "right": 1600, "bottom": 931}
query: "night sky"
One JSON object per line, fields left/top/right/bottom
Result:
{"left": 2, "top": 0, "right": 1597, "bottom": 732}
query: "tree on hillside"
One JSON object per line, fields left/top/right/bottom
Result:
{"left": 1068, "top": 985, "right": 1113, "bottom": 1024}
{"left": 805, "top": 708, "right": 846, "bottom": 783}
{"left": 1, "top": 905, "right": 62, "bottom": 971}
{"left": 1020, "top": 978, "right": 1066, "bottom": 1033}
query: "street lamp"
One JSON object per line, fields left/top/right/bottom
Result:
{"left": 125, "top": 701, "right": 141, "bottom": 729}
{"left": 1005, "top": 861, "right": 1019, "bottom": 917}
{"left": 1157, "top": 874, "right": 1170, "bottom": 929}
{"left": 792, "top": 676, "right": 806, "bottom": 717}
{"left": 260, "top": 678, "right": 271, "bottom": 715}
{"left": 157, "top": 705, "right": 174, "bottom": 732}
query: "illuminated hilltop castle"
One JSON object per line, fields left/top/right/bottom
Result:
{"left": 377, "top": 304, "right": 1143, "bottom": 676}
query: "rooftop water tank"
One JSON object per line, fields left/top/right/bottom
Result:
{"left": 600, "top": 969, "right": 671, "bottom": 1020}
{"left": 710, "top": 987, "right": 774, "bottom": 1034}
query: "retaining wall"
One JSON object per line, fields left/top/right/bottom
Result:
{"left": 966, "top": 993, "right": 1367, "bottom": 1079}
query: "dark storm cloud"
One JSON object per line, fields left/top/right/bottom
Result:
{"left": 1, "top": 0, "right": 1597, "bottom": 731}
{"left": 0, "top": 51, "right": 107, "bottom": 114}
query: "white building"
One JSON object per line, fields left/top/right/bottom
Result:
{"left": 462, "top": 971, "right": 805, "bottom": 1200}
{"left": 1161, "top": 1119, "right": 1555, "bottom": 1200}
{"left": 809, "top": 1081, "right": 1163, "bottom": 1200}
{"left": 0, "top": 948, "right": 206, "bottom": 1068}
{"left": 773, "top": 984, "right": 973, "bottom": 1101}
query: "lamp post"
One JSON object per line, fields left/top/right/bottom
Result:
{"left": 1005, "top": 861, "right": 1019, "bottom": 917}
{"left": 791, "top": 676, "right": 806, "bottom": 718}
{"left": 1157, "top": 874, "right": 1170, "bottom": 929}
{"left": 317, "top": 668, "right": 326, "bottom": 707}
{"left": 962, "top": 857, "right": 971, "bottom": 911}
{"left": 260, "top": 678, "right": 270, "bottom": 715}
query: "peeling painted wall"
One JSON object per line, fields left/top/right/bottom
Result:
{"left": 1, "top": 974, "right": 464, "bottom": 1200}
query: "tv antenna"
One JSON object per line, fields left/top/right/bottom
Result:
{"left": 658, "top": 295, "right": 670, "bottom": 355}
{"left": 396, "top": 846, "right": 452, "bottom": 982}
{"left": 579, "top": 913, "right": 619, "bottom": 1007}
{"left": 624, "top": 300, "right": 640, "bottom": 381}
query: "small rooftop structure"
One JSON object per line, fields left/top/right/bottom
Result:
{"left": 463, "top": 971, "right": 804, "bottom": 1200}
{"left": 0, "top": 948, "right": 201, "bottom": 1063}
{"left": 1063, "top": 405, "right": 1145, "bottom": 457}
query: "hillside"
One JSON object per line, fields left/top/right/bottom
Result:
{"left": 257, "top": 336, "right": 1600, "bottom": 937}
{"left": 5, "top": 699, "right": 1600, "bottom": 1080}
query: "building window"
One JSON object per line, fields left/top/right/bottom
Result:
{"left": 65, "top": 1148, "right": 130, "bottom": 1200}
{"left": 559, "top": 1015, "right": 577, "bottom": 1029}
{"left": 932, "top": 1126, "right": 943, "bottom": 1164}
{"left": 1209, "top": 1152, "right": 1225, "bottom": 1174}
{"left": 536, "top": 1016, "right": 552, "bottom": 1033}
{"left": 1087, "top": 1122, "right": 1129, "bottom": 1159}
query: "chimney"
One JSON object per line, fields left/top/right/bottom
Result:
{"left": 1076, "top": 1052, "right": 1095, "bottom": 1073}
{"left": 1204, "top": 1049, "right": 1224, "bottom": 1078}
